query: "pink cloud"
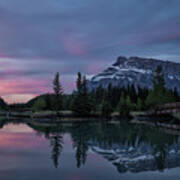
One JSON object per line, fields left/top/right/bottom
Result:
{"left": 0, "top": 76, "right": 50, "bottom": 103}
{"left": 0, "top": 74, "right": 78, "bottom": 103}
{"left": 63, "top": 38, "right": 87, "bottom": 56}
{"left": 61, "top": 30, "right": 88, "bottom": 56}
{"left": 86, "top": 61, "right": 107, "bottom": 74}
{"left": 0, "top": 51, "right": 9, "bottom": 58}
{"left": 0, "top": 77, "right": 49, "bottom": 95}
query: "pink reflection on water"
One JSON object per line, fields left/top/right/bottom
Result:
{"left": 0, "top": 124, "right": 46, "bottom": 149}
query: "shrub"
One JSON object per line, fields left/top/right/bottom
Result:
{"left": 31, "top": 98, "right": 46, "bottom": 112}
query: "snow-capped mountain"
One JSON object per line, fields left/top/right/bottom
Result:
{"left": 88, "top": 56, "right": 180, "bottom": 92}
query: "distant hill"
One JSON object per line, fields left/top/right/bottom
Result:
{"left": 0, "top": 97, "right": 7, "bottom": 109}
{"left": 26, "top": 94, "right": 54, "bottom": 107}
{"left": 26, "top": 94, "right": 72, "bottom": 110}
{"left": 88, "top": 56, "right": 180, "bottom": 93}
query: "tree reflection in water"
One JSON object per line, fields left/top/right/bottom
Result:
{"left": 50, "top": 133, "right": 63, "bottom": 168}
{"left": 28, "top": 121, "right": 179, "bottom": 172}
{"left": 71, "top": 123, "right": 91, "bottom": 168}
{"left": 30, "top": 124, "right": 64, "bottom": 168}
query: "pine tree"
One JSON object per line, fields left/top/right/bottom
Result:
{"left": 153, "top": 65, "right": 165, "bottom": 92}
{"left": 101, "top": 100, "right": 113, "bottom": 119}
{"left": 53, "top": 72, "right": 63, "bottom": 112}
{"left": 118, "top": 93, "right": 134, "bottom": 117}
{"left": 118, "top": 93, "right": 127, "bottom": 116}
{"left": 126, "top": 96, "right": 135, "bottom": 110}
{"left": 81, "top": 76, "right": 93, "bottom": 115}
{"left": 95, "top": 85, "right": 104, "bottom": 105}
{"left": 72, "top": 73, "right": 93, "bottom": 116}
{"left": 101, "top": 91, "right": 113, "bottom": 119}
{"left": 136, "top": 98, "right": 143, "bottom": 111}
{"left": 146, "top": 65, "right": 175, "bottom": 108}
{"left": 130, "top": 84, "right": 137, "bottom": 103}
{"left": 76, "top": 72, "right": 82, "bottom": 93}
{"left": 173, "top": 87, "right": 179, "bottom": 101}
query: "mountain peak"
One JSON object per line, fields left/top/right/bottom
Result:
{"left": 88, "top": 56, "right": 180, "bottom": 93}
{"left": 113, "top": 56, "right": 128, "bottom": 66}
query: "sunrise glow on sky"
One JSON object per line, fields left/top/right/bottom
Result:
{"left": 0, "top": 0, "right": 180, "bottom": 103}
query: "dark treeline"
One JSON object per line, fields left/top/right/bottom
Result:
{"left": 29, "top": 65, "right": 179, "bottom": 118}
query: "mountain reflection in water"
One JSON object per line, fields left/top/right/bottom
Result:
{"left": 27, "top": 121, "right": 180, "bottom": 173}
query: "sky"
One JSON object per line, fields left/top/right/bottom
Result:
{"left": 0, "top": 0, "right": 180, "bottom": 103}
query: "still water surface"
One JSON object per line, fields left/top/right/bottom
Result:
{"left": 0, "top": 121, "right": 180, "bottom": 180}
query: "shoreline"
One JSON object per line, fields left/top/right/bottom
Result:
{"left": 0, "top": 110, "right": 180, "bottom": 132}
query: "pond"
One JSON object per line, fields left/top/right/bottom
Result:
{"left": 0, "top": 120, "right": 180, "bottom": 180}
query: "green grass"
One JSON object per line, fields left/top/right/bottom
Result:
{"left": 33, "top": 110, "right": 73, "bottom": 116}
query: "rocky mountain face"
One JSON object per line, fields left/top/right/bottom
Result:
{"left": 88, "top": 56, "right": 180, "bottom": 92}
